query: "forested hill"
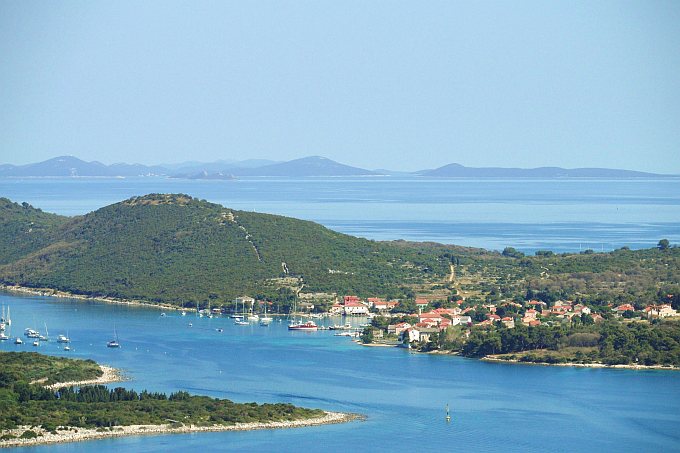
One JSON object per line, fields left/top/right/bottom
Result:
{"left": 0, "top": 198, "right": 69, "bottom": 265}
{"left": 1, "top": 194, "right": 677, "bottom": 311}
{"left": 0, "top": 194, "right": 473, "bottom": 305}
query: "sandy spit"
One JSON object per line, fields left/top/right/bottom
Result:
{"left": 43, "top": 365, "right": 126, "bottom": 390}
{"left": 0, "top": 412, "right": 362, "bottom": 448}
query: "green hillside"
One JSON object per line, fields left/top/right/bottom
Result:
{"left": 0, "top": 198, "right": 68, "bottom": 265}
{"left": 0, "top": 194, "right": 467, "bottom": 306}
{"left": 0, "top": 194, "right": 677, "bottom": 314}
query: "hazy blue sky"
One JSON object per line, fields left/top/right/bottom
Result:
{"left": 1, "top": 1, "right": 679, "bottom": 171}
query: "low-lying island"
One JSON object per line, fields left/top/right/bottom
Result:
{"left": 0, "top": 352, "right": 360, "bottom": 448}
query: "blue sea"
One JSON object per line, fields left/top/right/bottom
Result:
{"left": 1, "top": 176, "right": 679, "bottom": 253}
{"left": 2, "top": 292, "right": 680, "bottom": 453}
{"left": 1, "top": 177, "right": 680, "bottom": 452}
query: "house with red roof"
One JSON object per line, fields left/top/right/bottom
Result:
{"left": 614, "top": 304, "right": 635, "bottom": 315}
{"left": 387, "top": 322, "right": 411, "bottom": 336}
{"left": 526, "top": 300, "right": 547, "bottom": 308}
{"left": 419, "top": 311, "right": 444, "bottom": 325}
{"left": 329, "top": 303, "right": 344, "bottom": 315}
{"left": 415, "top": 298, "right": 430, "bottom": 312}
{"left": 344, "top": 295, "right": 362, "bottom": 304}
{"left": 644, "top": 304, "right": 677, "bottom": 319}
{"left": 344, "top": 300, "right": 369, "bottom": 315}
{"left": 501, "top": 317, "right": 515, "bottom": 328}
{"left": 401, "top": 327, "right": 438, "bottom": 343}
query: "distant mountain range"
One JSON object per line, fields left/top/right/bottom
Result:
{"left": 0, "top": 156, "right": 167, "bottom": 177}
{"left": 0, "top": 155, "right": 673, "bottom": 178}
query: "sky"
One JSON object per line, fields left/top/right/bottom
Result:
{"left": 1, "top": 1, "right": 679, "bottom": 172}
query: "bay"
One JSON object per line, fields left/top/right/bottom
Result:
{"left": 1, "top": 177, "right": 679, "bottom": 253}
{"left": 2, "top": 292, "right": 680, "bottom": 452}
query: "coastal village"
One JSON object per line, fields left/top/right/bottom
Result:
{"left": 318, "top": 294, "right": 679, "bottom": 346}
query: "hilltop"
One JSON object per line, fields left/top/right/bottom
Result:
{"left": 0, "top": 194, "right": 474, "bottom": 306}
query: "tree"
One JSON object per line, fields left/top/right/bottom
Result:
{"left": 360, "top": 328, "right": 374, "bottom": 344}
{"left": 658, "top": 239, "right": 670, "bottom": 251}
{"left": 502, "top": 247, "right": 524, "bottom": 258}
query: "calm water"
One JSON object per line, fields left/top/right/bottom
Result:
{"left": 1, "top": 177, "right": 679, "bottom": 253}
{"left": 1, "top": 292, "right": 679, "bottom": 452}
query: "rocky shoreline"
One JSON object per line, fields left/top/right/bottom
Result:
{"left": 0, "top": 284, "right": 179, "bottom": 312}
{"left": 481, "top": 355, "right": 680, "bottom": 371}
{"left": 0, "top": 412, "right": 361, "bottom": 448}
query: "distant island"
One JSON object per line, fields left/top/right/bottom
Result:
{"left": 0, "top": 352, "right": 356, "bottom": 448}
{"left": 0, "top": 155, "right": 674, "bottom": 178}
{"left": 418, "top": 163, "right": 666, "bottom": 178}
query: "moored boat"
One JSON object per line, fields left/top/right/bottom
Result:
{"left": 288, "top": 320, "right": 318, "bottom": 331}
{"left": 107, "top": 326, "right": 120, "bottom": 348}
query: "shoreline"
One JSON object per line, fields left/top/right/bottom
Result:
{"left": 0, "top": 411, "right": 361, "bottom": 448}
{"left": 481, "top": 355, "right": 680, "bottom": 371}
{"left": 44, "top": 365, "right": 127, "bottom": 390}
{"left": 1, "top": 284, "right": 183, "bottom": 313}
{"left": 4, "top": 284, "right": 679, "bottom": 373}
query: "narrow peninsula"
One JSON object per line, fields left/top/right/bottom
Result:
{"left": 0, "top": 352, "right": 358, "bottom": 448}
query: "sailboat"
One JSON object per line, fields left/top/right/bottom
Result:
{"left": 287, "top": 297, "right": 317, "bottom": 331}
{"left": 247, "top": 300, "right": 259, "bottom": 322}
{"left": 39, "top": 323, "right": 49, "bottom": 341}
{"left": 446, "top": 404, "right": 451, "bottom": 422}
{"left": 234, "top": 299, "right": 249, "bottom": 325}
{"left": 107, "top": 326, "right": 120, "bottom": 348}
{"left": 0, "top": 305, "right": 10, "bottom": 327}
{"left": 259, "top": 304, "right": 273, "bottom": 326}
